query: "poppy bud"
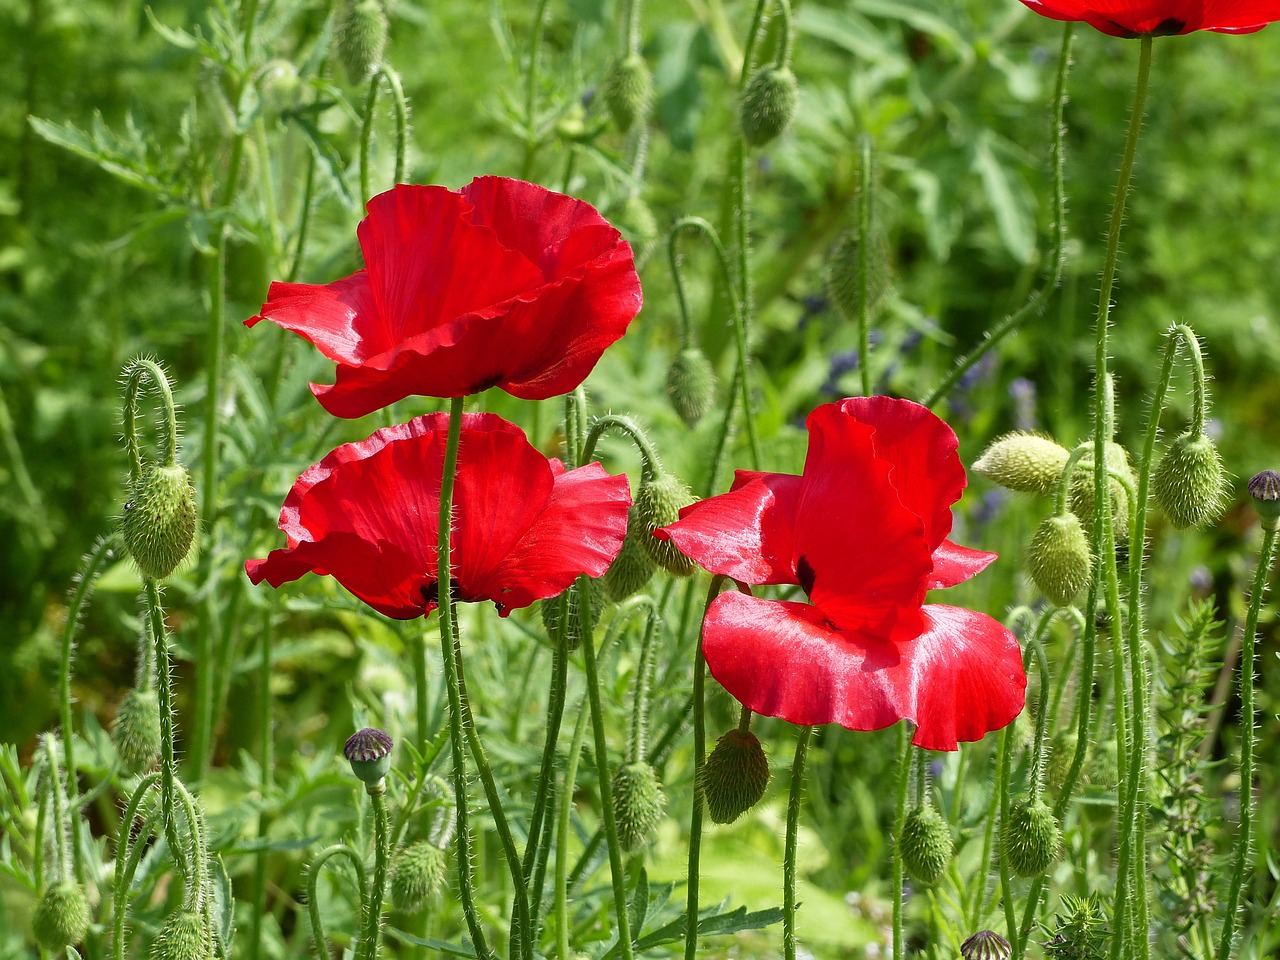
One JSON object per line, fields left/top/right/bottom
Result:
{"left": 698, "top": 729, "right": 770, "bottom": 824}
{"left": 739, "top": 66, "right": 798, "bottom": 147}
{"left": 122, "top": 464, "right": 198, "bottom": 580}
{"left": 611, "top": 761, "right": 666, "bottom": 851}
{"left": 972, "top": 432, "right": 1070, "bottom": 496}
{"left": 602, "top": 54, "right": 653, "bottom": 132}
{"left": 390, "top": 840, "right": 448, "bottom": 911}
{"left": 1249, "top": 469, "right": 1280, "bottom": 529}
{"left": 151, "top": 910, "right": 209, "bottom": 960}
{"left": 32, "top": 882, "right": 90, "bottom": 951}
{"left": 665, "top": 347, "right": 717, "bottom": 429}
{"left": 1069, "top": 442, "right": 1134, "bottom": 540}
{"left": 1084, "top": 738, "right": 1119, "bottom": 791}
{"left": 1152, "top": 432, "right": 1227, "bottom": 529}
{"left": 824, "top": 228, "right": 890, "bottom": 323}
{"left": 1002, "top": 796, "right": 1061, "bottom": 877}
{"left": 344, "top": 727, "right": 394, "bottom": 788}
{"left": 636, "top": 473, "right": 698, "bottom": 576}
{"left": 1045, "top": 731, "right": 1078, "bottom": 796}
{"left": 602, "top": 506, "right": 657, "bottom": 603}
{"left": 113, "top": 688, "right": 162, "bottom": 772}
{"left": 899, "top": 803, "right": 953, "bottom": 886}
{"left": 1026, "top": 513, "right": 1093, "bottom": 607}
{"left": 337, "top": 0, "right": 388, "bottom": 84}
{"left": 961, "top": 930, "right": 1013, "bottom": 960}
{"left": 539, "top": 585, "right": 605, "bottom": 651}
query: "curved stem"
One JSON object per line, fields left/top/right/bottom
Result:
{"left": 359, "top": 787, "right": 391, "bottom": 960}
{"left": 122, "top": 358, "right": 180, "bottom": 476}
{"left": 1026, "top": 637, "right": 1052, "bottom": 803}
{"left": 307, "top": 845, "right": 369, "bottom": 960}
{"left": 783, "top": 725, "right": 812, "bottom": 960}
{"left": 378, "top": 67, "right": 408, "bottom": 186}
{"left": 1216, "top": 525, "right": 1278, "bottom": 959}
{"left": 112, "top": 777, "right": 162, "bottom": 960}
{"left": 771, "top": 0, "right": 793, "bottom": 68}
{"left": 582, "top": 413, "right": 663, "bottom": 479}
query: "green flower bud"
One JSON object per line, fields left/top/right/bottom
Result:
{"left": 1002, "top": 797, "right": 1061, "bottom": 877}
{"left": 739, "top": 66, "right": 798, "bottom": 147}
{"left": 390, "top": 840, "right": 448, "bottom": 911}
{"left": 611, "top": 761, "right": 666, "bottom": 851}
{"left": 961, "top": 930, "right": 1013, "bottom": 960}
{"left": 113, "top": 688, "right": 162, "bottom": 772}
{"left": 151, "top": 910, "right": 209, "bottom": 960}
{"left": 635, "top": 472, "right": 698, "bottom": 576}
{"left": 32, "top": 882, "right": 90, "bottom": 951}
{"left": 1026, "top": 513, "right": 1093, "bottom": 607}
{"left": 698, "top": 729, "right": 770, "bottom": 824}
{"left": 899, "top": 803, "right": 953, "bottom": 886}
{"left": 1152, "top": 432, "right": 1227, "bottom": 529}
{"left": 344, "top": 727, "right": 393, "bottom": 787}
{"left": 824, "top": 228, "right": 891, "bottom": 323}
{"left": 539, "top": 584, "right": 605, "bottom": 651}
{"left": 1069, "top": 442, "right": 1134, "bottom": 541}
{"left": 665, "top": 348, "right": 717, "bottom": 429}
{"left": 1249, "top": 469, "right": 1280, "bottom": 529}
{"left": 1084, "top": 737, "right": 1119, "bottom": 791}
{"left": 337, "top": 0, "right": 388, "bottom": 84}
{"left": 972, "top": 433, "right": 1070, "bottom": 495}
{"left": 602, "top": 54, "right": 653, "bottom": 132}
{"left": 122, "top": 463, "right": 198, "bottom": 579}
{"left": 602, "top": 506, "right": 657, "bottom": 603}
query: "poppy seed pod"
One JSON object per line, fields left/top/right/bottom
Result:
{"left": 113, "top": 688, "right": 162, "bottom": 772}
{"left": 1152, "top": 432, "right": 1227, "bottom": 529}
{"left": 636, "top": 472, "right": 698, "bottom": 576}
{"left": 602, "top": 54, "right": 654, "bottom": 132}
{"left": 824, "top": 228, "right": 891, "bottom": 323}
{"left": 1026, "top": 512, "right": 1094, "bottom": 607}
{"left": 602, "top": 506, "right": 657, "bottom": 603}
{"left": 1249, "top": 469, "right": 1280, "bottom": 528}
{"left": 739, "top": 66, "right": 798, "bottom": 146}
{"left": 961, "top": 930, "right": 1013, "bottom": 960}
{"left": 32, "top": 882, "right": 90, "bottom": 951}
{"left": 1002, "top": 797, "right": 1061, "bottom": 877}
{"left": 698, "top": 729, "right": 770, "bottom": 824}
{"left": 390, "top": 840, "right": 448, "bottom": 911}
{"left": 337, "top": 0, "right": 387, "bottom": 84}
{"left": 611, "top": 761, "right": 666, "bottom": 851}
{"left": 151, "top": 910, "right": 209, "bottom": 960}
{"left": 344, "top": 727, "right": 394, "bottom": 787}
{"left": 899, "top": 803, "right": 954, "bottom": 886}
{"left": 665, "top": 347, "right": 717, "bottom": 429}
{"left": 121, "top": 464, "right": 198, "bottom": 580}
{"left": 972, "top": 432, "right": 1070, "bottom": 496}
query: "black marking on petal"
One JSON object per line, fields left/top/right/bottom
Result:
{"left": 796, "top": 555, "right": 816, "bottom": 597}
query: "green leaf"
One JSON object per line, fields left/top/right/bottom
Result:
{"left": 972, "top": 131, "right": 1036, "bottom": 264}
{"left": 382, "top": 929, "right": 477, "bottom": 957}
{"left": 209, "top": 853, "right": 236, "bottom": 951}
{"left": 289, "top": 115, "right": 357, "bottom": 211}
{"left": 796, "top": 6, "right": 900, "bottom": 65}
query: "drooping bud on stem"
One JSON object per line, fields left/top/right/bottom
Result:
{"left": 1002, "top": 796, "right": 1061, "bottom": 877}
{"left": 636, "top": 471, "right": 697, "bottom": 576}
{"left": 151, "top": 910, "right": 210, "bottom": 960}
{"left": 1152, "top": 431, "right": 1227, "bottom": 529}
{"left": 602, "top": 54, "right": 653, "bottom": 132}
{"left": 337, "top": 0, "right": 388, "bottom": 84}
{"left": 603, "top": 505, "right": 658, "bottom": 602}
{"left": 899, "top": 802, "right": 953, "bottom": 886}
{"left": 390, "top": 840, "right": 448, "bottom": 911}
{"left": 32, "top": 882, "right": 91, "bottom": 952}
{"left": 1026, "top": 512, "right": 1094, "bottom": 607}
{"left": 666, "top": 347, "right": 717, "bottom": 429}
{"left": 973, "top": 432, "right": 1071, "bottom": 495}
{"left": 739, "top": 66, "right": 798, "bottom": 146}
{"left": 698, "top": 729, "right": 770, "bottom": 824}
{"left": 612, "top": 761, "right": 666, "bottom": 851}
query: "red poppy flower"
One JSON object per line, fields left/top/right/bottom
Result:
{"left": 1017, "top": 0, "right": 1280, "bottom": 37}
{"left": 246, "top": 413, "right": 631, "bottom": 619}
{"left": 246, "top": 177, "right": 643, "bottom": 418}
{"left": 656, "top": 397, "right": 1026, "bottom": 751}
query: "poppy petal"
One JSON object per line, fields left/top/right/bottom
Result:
{"left": 929, "top": 539, "right": 999, "bottom": 589}
{"left": 246, "top": 272, "right": 381, "bottom": 366}
{"left": 655, "top": 473, "right": 802, "bottom": 585}
{"left": 700, "top": 592, "right": 1026, "bottom": 751}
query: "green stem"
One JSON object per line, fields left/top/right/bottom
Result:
{"left": 523, "top": 637, "right": 567, "bottom": 919}
{"left": 287, "top": 151, "right": 317, "bottom": 283}
{"left": 856, "top": 135, "right": 873, "bottom": 398}
{"left": 112, "top": 776, "right": 162, "bottom": 960}
{"left": 379, "top": 67, "right": 408, "bottom": 186}
{"left": 145, "top": 579, "right": 190, "bottom": 886}
{"left": 996, "top": 724, "right": 1018, "bottom": 948}
{"left": 359, "top": 787, "right": 391, "bottom": 960}
{"left": 891, "top": 724, "right": 910, "bottom": 960}
{"left": 519, "top": 0, "right": 552, "bottom": 179}
{"left": 250, "top": 601, "right": 275, "bottom": 960}
{"left": 1216, "top": 525, "right": 1278, "bottom": 959}
{"left": 359, "top": 72, "right": 380, "bottom": 202}
{"left": 783, "top": 725, "right": 813, "bottom": 960}
{"left": 556, "top": 699, "right": 591, "bottom": 960}
{"left": 41, "top": 737, "right": 69, "bottom": 882}
{"left": 122, "top": 358, "right": 180, "bottom": 475}
{"left": 307, "top": 845, "right": 368, "bottom": 960}
{"left": 582, "top": 413, "right": 663, "bottom": 479}
{"left": 435, "top": 396, "right": 493, "bottom": 960}
{"left": 626, "top": 601, "right": 662, "bottom": 763}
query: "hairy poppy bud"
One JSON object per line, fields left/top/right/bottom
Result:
{"left": 612, "top": 761, "right": 666, "bottom": 851}
{"left": 122, "top": 464, "right": 198, "bottom": 580}
{"left": 390, "top": 840, "right": 448, "bottom": 911}
{"left": 961, "top": 930, "right": 1013, "bottom": 960}
{"left": 1002, "top": 797, "right": 1061, "bottom": 877}
{"left": 602, "top": 54, "right": 653, "bottom": 132}
{"left": 113, "top": 688, "right": 162, "bottom": 772}
{"left": 344, "top": 727, "right": 393, "bottom": 788}
{"left": 739, "top": 66, "right": 798, "bottom": 146}
{"left": 1152, "top": 432, "right": 1227, "bottom": 529}
{"left": 602, "top": 506, "right": 657, "bottom": 602}
{"left": 1026, "top": 513, "right": 1093, "bottom": 607}
{"left": 1249, "top": 470, "right": 1280, "bottom": 529}
{"left": 32, "top": 882, "right": 90, "bottom": 951}
{"left": 899, "top": 803, "right": 953, "bottom": 886}
{"left": 539, "top": 585, "right": 604, "bottom": 651}
{"left": 665, "top": 348, "right": 717, "bottom": 429}
{"left": 698, "top": 729, "right": 770, "bottom": 824}
{"left": 636, "top": 473, "right": 697, "bottom": 576}
{"left": 1070, "top": 442, "right": 1134, "bottom": 541}
{"left": 151, "top": 910, "right": 208, "bottom": 960}
{"left": 824, "top": 228, "right": 890, "bottom": 323}
{"left": 972, "top": 433, "right": 1070, "bottom": 495}
{"left": 337, "top": 0, "right": 388, "bottom": 84}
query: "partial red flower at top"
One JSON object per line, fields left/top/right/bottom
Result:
{"left": 1017, "top": 0, "right": 1280, "bottom": 37}
{"left": 656, "top": 397, "right": 1026, "bottom": 751}
{"left": 246, "top": 413, "right": 631, "bottom": 619}
{"left": 247, "top": 177, "right": 643, "bottom": 418}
